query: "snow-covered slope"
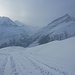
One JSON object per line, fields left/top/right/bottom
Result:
{"left": 29, "top": 14, "right": 75, "bottom": 47}
{"left": 0, "top": 16, "right": 35, "bottom": 48}
{"left": 25, "top": 37, "right": 75, "bottom": 75}
{"left": 0, "top": 37, "right": 75, "bottom": 75}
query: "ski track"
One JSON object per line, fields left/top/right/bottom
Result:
{"left": 0, "top": 50, "right": 70, "bottom": 75}
{"left": 26, "top": 55, "right": 69, "bottom": 75}
{"left": 20, "top": 53, "right": 52, "bottom": 75}
{"left": 10, "top": 56, "right": 22, "bottom": 75}
{"left": 0, "top": 54, "right": 8, "bottom": 75}
{"left": 20, "top": 51, "right": 69, "bottom": 75}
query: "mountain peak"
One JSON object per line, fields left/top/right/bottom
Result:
{"left": 0, "top": 16, "right": 14, "bottom": 22}
{"left": 64, "top": 13, "right": 70, "bottom": 17}
{"left": 63, "top": 13, "right": 75, "bottom": 22}
{"left": 63, "top": 13, "right": 73, "bottom": 19}
{"left": 0, "top": 16, "right": 17, "bottom": 27}
{"left": 0, "top": 16, "right": 11, "bottom": 22}
{"left": 48, "top": 14, "right": 75, "bottom": 26}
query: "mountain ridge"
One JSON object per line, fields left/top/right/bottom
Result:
{"left": 0, "top": 16, "right": 38, "bottom": 48}
{"left": 29, "top": 14, "right": 75, "bottom": 47}
{"left": 0, "top": 14, "right": 75, "bottom": 48}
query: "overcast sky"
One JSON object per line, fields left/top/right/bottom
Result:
{"left": 0, "top": 0, "right": 75, "bottom": 27}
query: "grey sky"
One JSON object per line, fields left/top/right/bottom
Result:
{"left": 0, "top": 0, "right": 75, "bottom": 27}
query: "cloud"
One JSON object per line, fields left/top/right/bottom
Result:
{"left": 0, "top": 0, "right": 75, "bottom": 26}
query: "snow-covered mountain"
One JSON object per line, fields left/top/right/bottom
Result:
{"left": 0, "top": 16, "right": 37, "bottom": 48}
{"left": 0, "top": 37, "right": 75, "bottom": 75}
{"left": 29, "top": 14, "right": 75, "bottom": 47}
{"left": 0, "top": 17, "right": 17, "bottom": 27}
{"left": 0, "top": 14, "right": 75, "bottom": 48}
{"left": 15, "top": 20, "right": 40, "bottom": 35}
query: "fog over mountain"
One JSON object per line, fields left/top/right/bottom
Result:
{"left": 0, "top": 14, "right": 75, "bottom": 48}
{"left": 29, "top": 14, "right": 75, "bottom": 47}
{"left": 0, "top": 16, "right": 39, "bottom": 48}
{"left": 0, "top": 0, "right": 75, "bottom": 27}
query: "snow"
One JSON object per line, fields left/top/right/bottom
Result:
{"left": 0, "top": 26, "right": 29, "bottom": 46}
{"left": 26, "top": 37, "right": 75, "bottom": 74}
{"left": 15, "top": 20, "right": 40, "bottom": 35}
{"left": 0, "top": 17, "right": 20, "bottom": 46}
{"left": 0, "top": 17, "right": 17, "bottom": 27}
{"left": 48, "top": 14, "right": 74, "bottom": 27}
{"left": 0, "top": 16, "right": 40, "bottom": 48}
{"left": 29, "top": 14, "right": 75, "bottom": 47}
{"left": 0, "top": 37, "right": 75, "bottom": 75}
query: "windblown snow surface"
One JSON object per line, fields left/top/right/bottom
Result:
{"left": 0, "top": 37, "right": 75, "bottom": 75}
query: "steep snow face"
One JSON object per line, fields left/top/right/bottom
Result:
{"left": 29, "top": 14, "right": 75, "bottom": 47}
{"left": 0, "top": 17, "right": 32, "bottom": 48}
{"left": 0, "top": 37, "right": 75, "bottom": 75}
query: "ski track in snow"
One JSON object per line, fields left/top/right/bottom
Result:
{"left": 0, "top": 50, "right": 70, "bottom": 75}
{"left": 26, "top": 55, "right": 69, "bottom": 75}
{"left": 0, "top": 54, "right": 8, "bottom": 75}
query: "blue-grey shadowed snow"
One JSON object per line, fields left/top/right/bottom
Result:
{"left": 0, "top": 0, "right": 75, "bottom": 27}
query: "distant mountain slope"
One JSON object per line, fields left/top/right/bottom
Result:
{"left": 29, "top": 14, "right": 75, "bottom": 47}
{"left": 15, "top": 20, "right": 40, "bottom": 35}
{"left": 0, "top": 17, "right": 36, "bottom": 48}
{"left": 0, "top": 14, "right": 75, "bottom": 48}
{"left": 0, "top": 17, "right": 17, "bottom": 27}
